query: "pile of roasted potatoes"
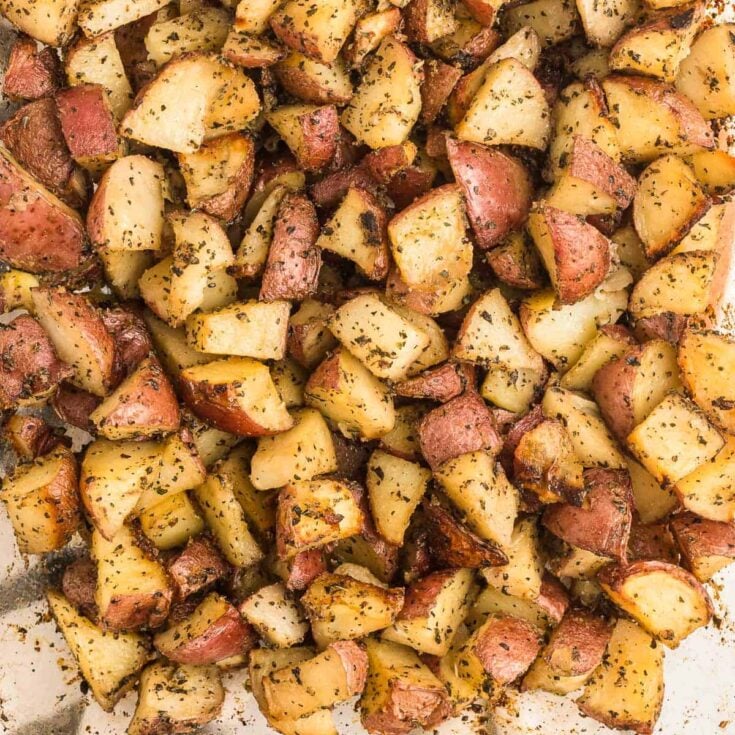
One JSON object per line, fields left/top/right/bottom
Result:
{"left": 0, "top": 0, "right": 734, "bottom": 732}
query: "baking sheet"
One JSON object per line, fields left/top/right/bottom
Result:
{"left": 1, "top": 11, "right": 735, "bottom": 735}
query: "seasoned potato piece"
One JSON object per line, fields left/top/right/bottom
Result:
{"left": 456, "top": 58, "right": 550, "bottom": 149}
{"left": 1, "top": 448, "right": 79, "bottom": 554}
{"left": 575, "top": 0, "right": 639, "bottom": 46}
{"left": 633, "top": 154, "right": 710, "bottom": 259}
{"left": 520, "top": 267, "right": 632, "bottom": 370}
{"left": 599, "top": 559, "right": 712, "bottom": 646}
{"left": 674, "top": 437, "right": 735, "bottom": 522}
{"left": 0, "top": 0, "right": 79, "bottom": 45}
{"left": 361, "top": 639, "right": 451, "bottom": 735}
{"left": 503, "top": 0, "right": 578, "bottom": 47}
{"left": 602, "top": 75, "right": 713, "bottom": 163}
{"left": 92, "top": 525, "right": 172, "bottom": 631}
{"left": 186, "top": 300, "right": 289, "bottom": 361}
{"left": 277, "top": 478, "right": 364, "bottom": 558}
{"left": 240, "top": 582, "right": 309, "bottom": 647}
{"left": 302, "top": 572, "right": 404, "bottom": 647}
{"left": 543, "top": 468, "right": 634, "bottom": 560}
{"left": 305, "top": 348, "right": 395, "bottom": 440}
{"left": 435, "top": 450, "right": 518, "bottom": 547}
{"left": 592, "top": 339, "right": 681, "bottom": 442}
{"left": 287, "top": 299, "right": 337, "bottom": 369}
{"left": 138, "top": 492, "right": 205, "bottom": 550}
{"left": 3, "top": 414, "right": 59, "bottom": 460}
{"left": 144, "top": 313, "right": 212, "bottom": 381}
{"left": 379, "top": 404, "right": 426, "bottom": 462}
{"left": 267, "top": 104, "right": 339, "bottom": 172}
{"left": 167, "top": 536, "right": 230, "bottom": 599}
{"left": 235, "top": 0, "right": 281, "bottom": 32}
{"left": 576, "top": 618, "right": 664, "bottom": 733}
{"left": 610, "top": 4, "right": 703, "bottom": 82}
{"left": 193, "top": 471, "right": 264, "bottom": 567}
{"left": 180, "top": 358, "right": 292, "bottom": 437}
{"left": 316, "top": 187, "right": 389, "bottom": 280}
{"left": 675, "top": 24, "right": 735, "bottom": 120}
{"left": 3, "top": 36, "right": 61, "bottom": 101}
{"left": 341, "top": 36, "right": 422, "bottom": 149}
{"left": 274, "top": 51, "right": 353, "bottom": 105}
{"left": 686, "top": 150, "right": 735, "bottom": 194}
{"left": 47, "top": 590, "right": 152, "bottom": 711}
{"left": 670, "top": 512, "right": 735, "bottom": 582}
{"left": 78, "top": 0, "right": 170, "bottom": 36}
{"left": 250, "top": 407, "right": 337, "bottom": 490}
{"left": 263, "top": 641, "right": 368, "bottom": 720}
{"left": 625, "top": 455, "right": 678, "bottom": 523}
{"left": 382, "top": 568, "right": 477, "bottom": 656}
{"left": 404, "top": 0, "right": 457, "bottom": 43}
{"left": 154, "top": 592, "right": 256, "bottom": 664}
{"left": 0, "top": 270, "right": 40, "bottom": 314}
{"left": 627, "top": 392, "right": 723, "bottom": 484}
{"left": 366, "top": 449, "right": 431, "bottom": 545}
{"left": 128, "top": 662, "right": 224, "bottom": 735}
{"left": 541, "top": 386, "right": 626, "bottom": 468}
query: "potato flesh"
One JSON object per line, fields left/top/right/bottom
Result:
{"left": 504, "top": 0, "right": 578, "bottom": 48}
{"left": 138, "top": 492, "right": 204, "bottom": 550}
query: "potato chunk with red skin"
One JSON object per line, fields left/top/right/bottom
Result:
{"left": 543, "top": 468, "right": 634, "bottom": 561}
{"left": 168, "top": 536, "right": 231, "bottom": 599}
{"left": 670, "top": 512, "right": 735, "bottom": 582}
{"left": 3, "top": 37, "right": 61, "bottom": 101}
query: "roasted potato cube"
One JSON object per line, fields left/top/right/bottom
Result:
{"left": 180, "top": 357, "right": 293, "bottom": 437}
{"left": 599, "top": 559, "right": 712, "bottom": 647}
{"left": 271, "top": 359, "right": 308, "bottom": 409}
{"left": 379, "top": 403, "right": 426, "bottom": 462}
{"left": 223, "top": 31, "right": 287, "bottom": 69}
{"left": 1, "top": 448, "right": 79, "bottom": 554}
{"left": 435, "top": 450, "right": 518, "bottom": 548}
{"left": 576, "top": 618, "right": 664, "bottom": 734}
{"left": 503, "top": 0, "right": 578, "bottom": 47}
{"left": 302, "top": 572, "right": 404, "bottom": 647}
{"left": 675, "top": 24, "right": 735, "bottom": 120}
{"left": 592, "top": 339, "right": 681, "bottom": 443}
{"left": 267, "top": 104, "right": 339, "bottom": 172}
{"left": 360, "top": 638, "right": 451, "bottom": 735}
{"left": 627, "top": 392, "right": 723, "bottom": 484}
{"left": 674, "top": 437, "right": 735, "bottom": 522}
{"left": 128, "top": 661, "right": 224, "bottom": 735}
{"left": 92, "top": 524, "right": 172, "bottom": 631}
{"left": 276, "top": 478, "right": 364, "bottom": 558}
{"left": 456, "top": 58, "right": 550, "bottom": 150}
{"left": 3, "top": 36, "right": 61, "bottom": 101}
{"left": 396, "top": 362, "right": 474, "bottom": 404}
{"left": 420, "top": 59, "right": 463, "bottom": 126}
{"left": 263, "top": 640, "right": 368, "bottom": 720}
{"left": 304, "top": 348, "right": 395, "bottom": 440}
{"left": 138, "top": 491, "right": 205, "bottom": 550}
{"left": 193, "top": 471, "right": 264, "bottom": 567}
{"left": 274, "top": 50, "right": 353, "bottom": 105}
{"left": 78, "top": 0, "right": 170, "bottom": 36}
{"left": 575, "top": 0, "right": 639, "bottom": 46}
{"left": 239, "top": 582, "right": 309, "bottom": 647}
{"left": 0, "top": 0, "right": 79, "bottom": 45}
{"left": 235, "top": 0, "right": 281, "bottom": 33}
{"left": 168, "top": 536, "right": 230, "bottom": 599}
{"left": 47, "top": 589, "right": 152, "bottom": 711}
{"left": 670, "top": 512, "right": 735, "bottom": 582}
{"left": 382, "top": 568, "right": 477, "bottom": 656}
{"left": 341, "top": 36, "right": 422, "bottom": 149}
{"left": 686, "top": 150, "right": 735, "bottom": 195}
{"left": 3, "top": 414, "right": 59, "bottom": 460}
{"left": 625, "top": 455, "right": 678, "bottom": 523}
{"left": 543, "top": 468, "right": 634, "bottom": 560}
{"left": 286, "top": 299, "right": 337, "bottom": 370}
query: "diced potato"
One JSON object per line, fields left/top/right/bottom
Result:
{"left": 1, "top": 0, "right": 79, "bottom": 45}
{"left": 575, "top": 0, "right": 639, "bottom": 46}
{"left": 78, "top": 0, "right": 170, "bottom": 36}
{"left": 145, "top": 8, "right": 230, "bottom": 66}
{"left": 504, "top": 0, "right": 579, "bottom": 47}
{"left": 138, "top": 492, "right": 205, "bottom": 550}
{"left": 239, "top": 583, "right": 309, "bottom": 647}
{"left": 625, "top": 455, "right": 678, "bottom": 524}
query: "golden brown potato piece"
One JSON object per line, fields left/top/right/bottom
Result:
{"left": 78, "top": 0, "right": 171, "bottom": 36}
{"left": 576, "top": 618, "right": 664, "bottom": 734}
{"left": 446, "top": 139, "right": 533, "bottom": 250}
{"left": 179, "top": 357, "right": 292, "bottom": 437}
{"left": 154, "top": 592, "right": 257, "bottom": 664}
{"left": 592, "top": 339, "right": 681, "bottom": 442}
{"left": 1, "top": 448, "right": 79, "bottom": 554}
{"left": 32, "top": 287, "right": 117, "bottom": 397}
{"left": 395, "top": 362, "right": 474, "bottom": 404}
{"left": 670, "top": 512, "right": 735, "bottom": 582}
{"left": 627, "top": 519, "right": 679, "bottom": 564}
{"left": 167, "top": 536, "right": 231, "bottom": 599}
{"left": 601, "top": 75, "right": 713, "bottom": 163}
{"left": 3, "top": 36, "right": 61, "bottom": 101}
{"left": 128, "top": 661, "right": 224, "bottom": 735}
{"left": 287, "top": 299, "right": 337, "bottom": 369}
{"left": 598, "top": 559, "right": 712, "bottom": 646}
{"left": 420, "top": 59, "right": 463, "bottom": 125}
{"left": 404, "top": 0, "right": 457, "bottom": 43}
{"left": 527, "top": 205, "right": 611, "bottom": 304}
{"left": 55, "top": 84, "right": 123, "bottom": 172}
{"left": 543, "top": 468, "right": 634, "bottom": 560}
{"left": 90, "top": 356, "right": 180, "bottom": 440}
{"left": 417, "top": 391, "right": 501, "bottom": 471}
{"left": 274, "top": 51, "right": 353, "bottom": 105}
{"left": 239, "top": 581, "right": 309, "bottom": 648}
{"left": 0, "top": 315, "right": 71, "bottom": 409}
{"left": 0, "top": 0, "right": 79, "bottom": 46}
{"left": 382, "top": 568, "right": 477, "bottom": 656}
{"left": 259, "top": 192, "right": 321, "bottom": 302}
{"left": 222, "top": 31, "right": 286, "bottom": 69}
{"left": 267, "top": 104, "right": 339, "bottom": 172}
{"left": 3, "top": 414, "right": 60, "bottom": 460}
{"left": 360, "top": 638, "right": 452, "bottom": 735}
{"left": 486, "top": 231, "right": 545, "bottom": 290}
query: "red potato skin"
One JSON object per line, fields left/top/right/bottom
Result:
{"left": 500, "top": 405, "right": 545, "bottom": 475}
{"left": 395, "top": 362, "right": 475, "bottom": 403}
{"left": 486, "top": 238, "right": 545, "bottom": 290}
{"left": 670, "top": 512, "right": 735, "bottom": 573}
{"left": 332, "top": 432, "right": 373, "bottom": 481}
{"left": 418, "top": 391, "right": 502, "bottom": 471}
{"left": 269, "top": 10, "right": 337, "bottom": 63}
{"left": 0, "top": 98, "right": 86, "bottom": 208}
{"left": 101, "top": 305, "right": 153, "bottom": 377}
{"left": 292, "top": 105, "right": 340, "bottom": 172}
{"left": 0, "top": 315, "right": 72, "bottom": 408}
{"left": 62, "top": 556, "right": 98, "bottom": 620}
{"left": 310, "top": 165, "right": 381, "bottom": 209}
{"left": 423, "top": 497, "right": 508, "bottom": 568}
{"left": 385, "top": 164, "right": 437, "bottom": 211}
{"left": 475, "top": 615, "right": 542, "bottom": 685}
{"left": 461, "top": 0, "right": 495, "bottom": 24}
{"left": 396, "top": 569, "right": 458, "bottom": 621}
{"left": 259, "top": 192, "right": 321, "bottom": 301}
{"left": 167, "top": 537, "right": 231, "bottom": 599}
{"left": 114, "top": 18, "right": 158, "bottom": 91}
{"left": 160, "top": 604, "right": 258, "bottom": 665}
{"left": 3, "top": 37, "right": 62, "bottom": 100}
{"left": 628, "top": 520, "right": 679, "bottom": 565}
{"left": 537, "top": 573, "right": 570, "bottom": 626}
{"left": 537, "top": 206, "right": 612, "bottom": 304}
{"left": 102, "top": 588, "right": 172, "bottom": 632}
{"left": 541, "top": 607, "right": 613, "bottom": 677}
{"left": 543, "top": 468, "right": 634, "bottom": 561}
{"left": 361, "top": 145, "right": 416, "bottom": 186}
{"left": 634, "top": 313, "right": 688, "bottom": 344}
{"left": 52, "top": 383, "right": 101, "bottom": 431}
{"left": 361, "top": 676, "right": 452, "bottom": 735}
{"left": 0, "top": 148, "right": 90, "bottom": 274}
{"left": 3, "top": 414, "right": 64, "bottom": 459}
{"left": 284, "top": 547, "right": 328, "bottom": 591}
{"left": 55, "top": 84, "right": 120, "bottom": 161}
{"left": 446, "top": 139, "right": 533, "bottom": 250}
{"left": 421, "top": 60, "right": 463, "bottom": 125}
{"left": 331, "top": 640, "right": 369, "bottom": 695}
